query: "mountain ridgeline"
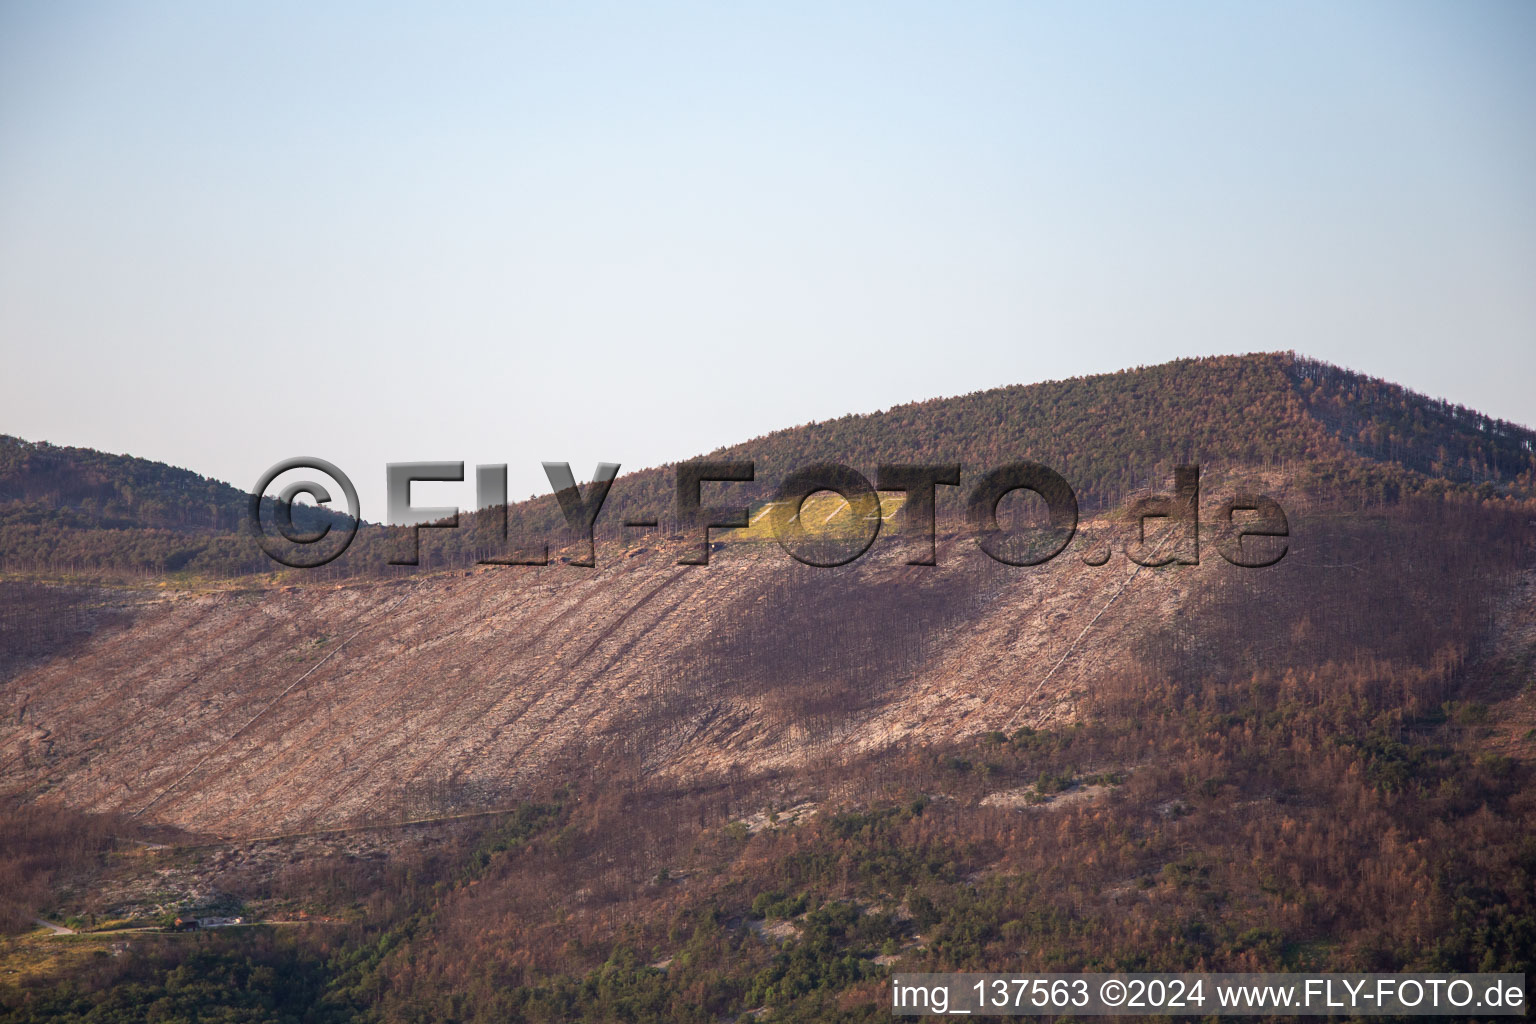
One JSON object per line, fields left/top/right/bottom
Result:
{"left": 0, "top": 437, "right": 353, "bottom": 576}
{"left": 2, "top": 352, "right": 1533, "bottom": 577}
{"left": 2, "top": 354, "right": 1535, "bottom": 1019}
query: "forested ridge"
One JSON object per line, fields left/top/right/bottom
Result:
{"left": 469, "top": 352, "right": 1536, "bottom": 571}
{"left": 0, "top": 438, "right": 345, "bottom": 577}
{"left": 581, "top": 350, "right": 1536, "bottom": 518}
{"left": 4, "top": 353, "right": 1533, "bottom": 579}
{"left": 0, "top": 438, "right": 257, "bottom": 533}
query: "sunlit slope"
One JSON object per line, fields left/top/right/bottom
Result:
{"left": 5, "top": 482, "right": 1529, "bottom": 838}
{"left": 1, "top": 352, "right": 1532, "bottom": 839}
{"left": 3, "top": 535, "right": 1183, "bottom": 835}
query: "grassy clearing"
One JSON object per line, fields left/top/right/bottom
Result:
{"left": 0, "top": 929, "right": 131, "bottom": 986}
{"left": 728, "top": 493, "right": 907, "bottom": 543}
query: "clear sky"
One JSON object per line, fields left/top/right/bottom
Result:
{"left": 2, "top": 1, "right": 1533, "bottom": 519}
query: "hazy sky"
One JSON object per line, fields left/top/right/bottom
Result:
{"left": 3, "top": 1, "right": 1533, "bottom": 519}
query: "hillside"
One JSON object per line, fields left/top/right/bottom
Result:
{"left": 3, "top": 353, "right": 1534, "bottom": 837}
{"left": 3, "top": 352, "right": 1533, "bottom": 836}
{"left": 0, "top": 437, "right": 352, "bottom": 577}
{"left": 0, "top": 437, "right": 251, "bottom": 534}
{"left": 4, "top": 353, "right": 1533, "bottom": 579}
{"left": 571, "top": 350, "right": 1536, "bottom": 514}
{"left": 1, "top": 354, "right": 1534, "bottom": 1020}
{"left": 374, "top": 351, "right": 1536, "bottom": 575}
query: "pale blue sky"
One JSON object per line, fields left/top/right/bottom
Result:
{"left": 2, "top": 2, "right": 1533, "bottom": 518}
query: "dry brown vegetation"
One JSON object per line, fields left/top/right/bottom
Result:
{"left": 1, "top": 354, "right": 1533, "bottom": 1020}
